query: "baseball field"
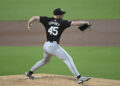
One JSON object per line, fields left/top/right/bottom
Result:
{"left": 0, "top": 0, "right": 120, "bottom": 86}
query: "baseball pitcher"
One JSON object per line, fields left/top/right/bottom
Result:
{"left": 25, "top": 8, "right": 91, "bottom": 84}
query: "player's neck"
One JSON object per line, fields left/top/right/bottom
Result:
{"left": 54, "top": 15, "right": 62, "bottom": 19}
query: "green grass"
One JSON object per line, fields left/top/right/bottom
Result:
{"left": 0, "top": 46, "right": 120, "bottom": 80}
{"left": 0, "top": 0, "right": 120, "bottom": 20}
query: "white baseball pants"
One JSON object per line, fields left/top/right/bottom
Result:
{"left": 30, "top": 41, "right": 80, "bottom": 77}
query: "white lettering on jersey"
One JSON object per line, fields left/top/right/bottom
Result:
{"left": 48, "top": 21, "right": 60, "bottom": 26}
{"left": 48, "top": 26, "right": 59, "bottom": 36}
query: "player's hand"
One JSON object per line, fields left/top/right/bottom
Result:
{"left": 78, "top": 22, "right": 91, "bottom": 31}
{"left": 27, "top": 23, "right": 32, "bottom": 30}
{"left": 85, "top": 22, "right": 90, "bottom": 26}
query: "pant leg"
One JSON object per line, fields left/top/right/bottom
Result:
{"left": 54, "top": 46, "right": 80, "bottom": 77}
{"left": 30, "top": 52, "right": 52, "bottom": 72}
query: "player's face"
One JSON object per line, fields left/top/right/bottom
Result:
{"left": 60, "top": 15, "right": 63, "bottom": 19}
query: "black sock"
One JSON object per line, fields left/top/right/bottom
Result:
{"left": 77, "top": 75, "right": 81, "bottom": 79}
{"left": 29, "top": 71, "right": 33, "bottom": 75}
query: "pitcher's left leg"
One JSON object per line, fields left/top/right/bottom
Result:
{"left": 54, "top": 46, "right": 80, "bottom": 77}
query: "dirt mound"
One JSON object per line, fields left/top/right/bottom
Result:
{"left": 0, "top": 74, "right": 120, "bottom": 86}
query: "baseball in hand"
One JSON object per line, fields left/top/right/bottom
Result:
{"left": 27, "top": 24, "right": 32, "bottom": 30}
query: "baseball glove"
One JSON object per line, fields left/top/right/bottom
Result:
{"left": 78, "top": 23, "right": 91, "bottom": 31}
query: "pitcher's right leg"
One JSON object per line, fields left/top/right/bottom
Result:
{"left": 30, "top": 52, "right": 51, "bottom": 72}
{"left": 25, "top": 52, "right": 52, "bottom": 78}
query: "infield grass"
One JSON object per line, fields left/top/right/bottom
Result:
{"left": 0, "top": 0, "right": 120, "bottom": 20}
{"left": 0, "top": 46, "right": 120, "bottom": 80}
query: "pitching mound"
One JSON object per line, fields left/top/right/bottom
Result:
{"left": 0, "top": 74, "right": 120, "bottom": 86}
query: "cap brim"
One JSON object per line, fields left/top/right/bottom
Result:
{"left": 62, "top": 11, "right": 66, "bottom": 15}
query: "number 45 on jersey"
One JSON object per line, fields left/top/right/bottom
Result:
{"left": 48, "top": 26, "right": 59, "bottom": 36}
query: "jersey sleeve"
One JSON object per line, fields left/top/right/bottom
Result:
{"left": 39, "top": 16, "right": 49, "bottom": 25}
{"left": 62, "top": 20, "right": 72, "bottom": 28}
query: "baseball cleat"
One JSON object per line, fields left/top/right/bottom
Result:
{"left": 77, "top": 76, "right": 91, "bottom": 84}
{"left": 25, "top": 72, "right": 34, "bottom": 79}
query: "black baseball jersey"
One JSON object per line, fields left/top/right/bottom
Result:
{"left": 39, "top": 16, "right": 72, "bottom": 44}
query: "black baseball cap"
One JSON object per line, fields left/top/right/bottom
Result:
{"left": 53, "top": 8, "right": 66, "bottom": 15}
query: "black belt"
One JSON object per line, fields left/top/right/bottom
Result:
{"left": 47, "top": 40, "right": 59, "bottom": 44}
